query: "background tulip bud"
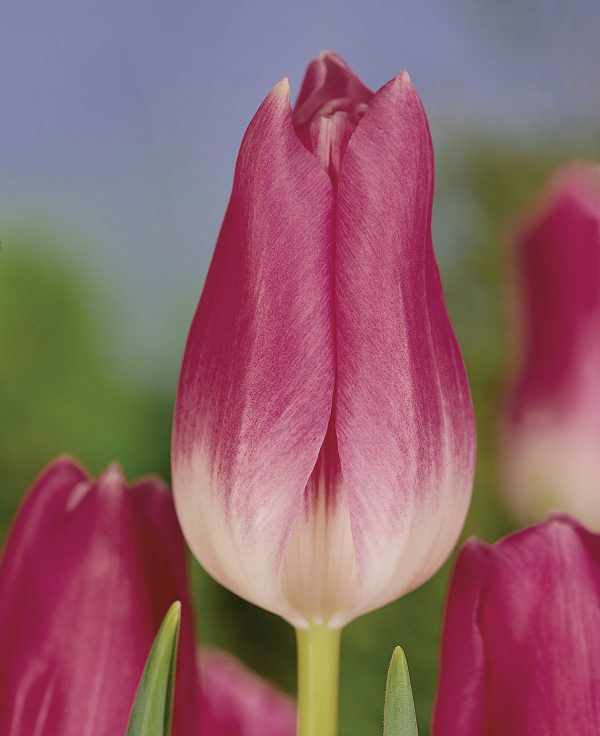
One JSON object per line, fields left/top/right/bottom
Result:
{"left": 500, "top": 164, "right": 600, "bottom": 527}
{"left": 172, "top": 52, "right": 475, "bottom": 629}
{"left": 0, "top": 457, "right": 200, "bottom": 736}
{"left": 432, "top": 515, "right": 600, "bottom": 735}
{"left": 199, "top": 649, "right": 296, "bottom": 736}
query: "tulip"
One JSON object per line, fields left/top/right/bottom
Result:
{"left": 173, "top": 50, "right": 474, "bottom": 736}
{"left": 0, "top": 457, "right": 199, "bottom": 735}
{"left": 500, "top": 164, "right": 600, "bottom": 527}
{"left": 432, "top": 515, "right": 600, "bottom": 735}
{"left": 172, "top": 51, "right": 475, "bottom": 628}
{"left": 0, "top": 457, "right": 295, "bottom": 736}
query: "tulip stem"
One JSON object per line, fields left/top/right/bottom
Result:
{"left": 296, "top": 624, "right": 342, "bottom": 736}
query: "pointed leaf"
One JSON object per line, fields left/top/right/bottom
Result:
{"left": 126, "top": 601, "right": 181, "bottom": 736}
{"left": 383, "top": 646, "right": 418, "bottom": 736}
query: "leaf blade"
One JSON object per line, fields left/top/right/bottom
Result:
{"left": 383, "top": 646, "right": 418, "bottom": 736}
{"left": 126, "top": 600, "right": 181, "bottom": 736}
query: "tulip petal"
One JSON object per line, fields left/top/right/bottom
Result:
{"left": 431, "top": 540, "right": 491, "bottom": 735}
{"left": 434, "top": 516, "right": 600, "bottom": 735}
{"left": 334, "top": 74, "right": 475, "bottom": 616}
{"left": 280, "top": 472, "right": 357, "bottom": 626}
{"left": 172, "top": 80, "right": 335, "bottom": 623}
{"left": 199, "top": 649, "right": 296, "bottom": 736}
{"left": 293, "top": 51, "right": 372, "bottom": 130}
{"left": 293, "top": 51, "right": 373, "bottom": 197}
{"left": 0, "top": 457, "right": 200, "bottom": 736}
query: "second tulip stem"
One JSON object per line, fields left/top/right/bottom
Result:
{"left": 296, "top": 624, "right": 342, "bottom": 736}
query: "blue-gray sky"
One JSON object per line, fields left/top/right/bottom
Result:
{"left": 2, "top": 0, "right": 599, "bottom": 384}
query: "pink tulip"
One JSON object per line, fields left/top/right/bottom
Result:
{"left": 500, "top": 164, "right": 600, "bottom": 527}
{"left": 432, "top": 515, "right": 600, "bottom": 735}
{"left": 172, "top": 52, "right": 475, "bottom": 628}
{"left": 0, "top": 457, "right": 295, "bottom": 736}
{"left": 0, "top": 457, "right": 200, "bottom": 735}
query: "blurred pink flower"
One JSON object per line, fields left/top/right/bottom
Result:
{"left": 0, "top": 457, "right": 294, "bottom": 736}
{"left": 200, "top": 649, "right": 295, "bottom": 736}
{"left": 172, "top": 51, "right": 475, "bottom": 629}
{"left": 433, "top": 515, "right": 600, "bottom": 735}
{"left": 500, "top": 164, "right": 600, "bottom": 526}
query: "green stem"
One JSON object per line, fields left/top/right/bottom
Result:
{"left": 296, "top": 625, "right": 342, "bottom": 736}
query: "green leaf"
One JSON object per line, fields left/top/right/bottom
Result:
{"left": 126, "top": 601, "right": 181, "bottom": 736}
{"left": 383, "top": 646, "right": 418, "bottom": 736}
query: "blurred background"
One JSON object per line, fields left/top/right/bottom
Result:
{"left": 1, "top": 0, "right": 599, "bottom": 732}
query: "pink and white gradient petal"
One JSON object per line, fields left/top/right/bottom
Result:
{"left": 334, "top": 73, "right": 475, "bottom": 619}
{"left": 172, "top": 80, "right": 336, "bottom": 625}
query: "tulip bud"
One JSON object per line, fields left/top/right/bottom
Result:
{"left": 0, "top": 457, "right": 200, "bottom": 736}
{"left": 500, "top": 164, "right": 600, "bottom": 527}
{"left": 173, "top": 52, "right": 475, "bottom": 628}
{"left": 432, "top": 515, "right": 600, "bottom": 735}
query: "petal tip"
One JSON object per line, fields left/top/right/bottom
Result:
{"left": 555, "top": 162, "right": 600, "bottom": 214}
{"left": 31, "top": 455, "right": 89, "bottom": 495}
{"left": 462, "top": 536, "right": 491, "bottom": 558}
{"left": 371, "top": 70, "right": 420, "bottom": 107}
{"left": 517, "top": 161, "right": 600, "bottom": 239}
{"left": 317, "top": 49, "right": 345, "bottom": 65}
{"left": 271, "top": 76, "right": 291, "bottom": 101}
{"left": 50, "top": 454, "right": 88, "bottom": 476}
{"left": 99, "top": 462, "right": 126, "bottom": 488}
{"left": 543, "top": 512, "right": 588, "bottom": 535}
{"left": 391, "top": 70, "right": 414, "bottom": 91}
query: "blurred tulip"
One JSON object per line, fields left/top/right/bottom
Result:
{"left": 172, "top": 51, "right": 475, "bottom": 628}
{"left": 0, "top": 456, "right": 200, "bottom": 736}
{"left": 0, "top": 457, "right": 295, "bottom": 736}
{"left": 433, "top": 515, "right": 600, "bottom": 735}
{"left": 500, "top": 164, "right": 600, "bottom": 527}
{"left": 199, "top": 649, "right": 296, "bottom": 736}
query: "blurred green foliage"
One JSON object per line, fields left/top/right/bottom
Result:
{"left": 0, "top": 133, "right": 597, "bottom": 734}
{"left": 0, "top": 226, "right": 171, "bottom": 538}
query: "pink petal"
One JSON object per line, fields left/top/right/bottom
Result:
{"left": 431, "top": 540, "right": 491, "bottom": 735}
{"left": 172, "top": 79, "right": 335, "bottom": 624}
{"left": 293, "top": 51, "right": 372, "bottom": 131}
{"left": 334, "top": 73, "right": 476, "bottom": 617}
{"left": 0, "top": 457, "right": 200, "bottom": 736}
{"left": 200, "top": 649, "right": 296, "bottom": 736}
{"left": 433, "top": 516, "right": 600, "bottom": 735}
